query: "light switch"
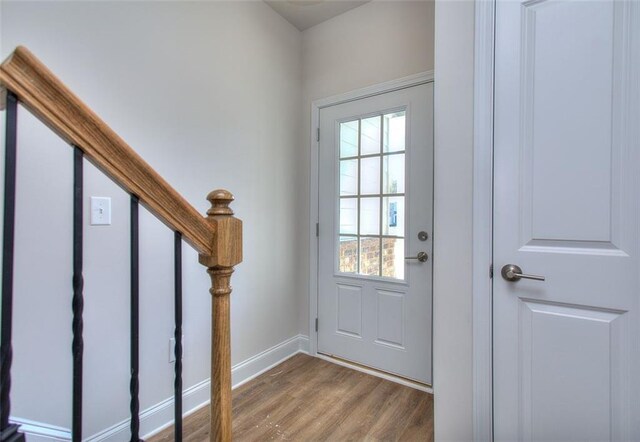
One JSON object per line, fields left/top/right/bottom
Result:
{"left": 90, "top": 197, "right": 111, "bottom": 225}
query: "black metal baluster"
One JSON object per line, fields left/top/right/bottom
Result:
{"left": 130, "top": 195, "right": 141, "bottom": 442}
{"left": 72, "top": 146, "right": 84, "bottom": 442}
{"left": 174, "top": 232, "right": 183, "bottom": 442}
{"left": 0, "top": 92, "right": 25, "bottom": 442}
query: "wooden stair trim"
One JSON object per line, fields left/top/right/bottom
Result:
{"left": 0, "top": 46, "right": 214, "bottom": 255}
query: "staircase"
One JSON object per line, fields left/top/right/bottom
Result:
{"left": 0, "top": 46, "right": 242, "bottom": 442}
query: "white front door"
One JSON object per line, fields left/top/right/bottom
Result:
{"left": 317, "top": 83, "right": 433, "bottom": 384}
{"left": 493, "top": 1, "right": 640, "bottom": 440}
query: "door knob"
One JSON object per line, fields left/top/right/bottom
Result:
{"left": 405, "top": 252, "right": 428, "bottom": 263}
{"left": 501, "top": 264, "right": 545, "bottom": 282}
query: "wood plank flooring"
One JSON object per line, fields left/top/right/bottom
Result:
{"left": 149, "top": 353, "right": 433, "bottom": 441}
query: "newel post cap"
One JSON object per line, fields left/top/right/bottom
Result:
{"left": 206, "top": 189, "right": 234, "bottom": 216}
{"left": 199, "top": 189, "right": 243, "bottom": 269}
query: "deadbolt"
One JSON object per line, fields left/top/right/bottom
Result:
{"left": 418, "top": 231, "right": 429, "bottom": 241}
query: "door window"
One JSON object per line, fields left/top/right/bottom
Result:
{"left": 338, "top": 111, "right": 406, "bottom": 279}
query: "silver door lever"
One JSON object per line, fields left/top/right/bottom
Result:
{"left": 501, "top": 264, "right": 545, "bottom": 282}
{"left": 405, "top": 252, "right": 428, "bottom": 263}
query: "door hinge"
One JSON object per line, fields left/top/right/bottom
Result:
{"left": 489, "top": 264, "right": 494, "bottom": 279}
{"left": 316, "top": 222, "right": 319, "bottom": 237}
{"left": 317, "top": 128, "right": 320, "bottom": 142}
{"left": 315, "top": 317, "right": 319, "bottom": 332}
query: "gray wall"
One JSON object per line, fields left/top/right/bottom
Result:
{"left": 1, "top": 1, "right": 303, "bottom": 436}
{"left": 433, "top": 0, "right": 475, "bottom": 439}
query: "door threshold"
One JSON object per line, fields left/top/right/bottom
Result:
{"left": 316, "top": 352, "right": 433, "bottom": 394}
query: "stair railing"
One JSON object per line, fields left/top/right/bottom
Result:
{"left": 0, "top": 46, "right": 242, "bottom": 442}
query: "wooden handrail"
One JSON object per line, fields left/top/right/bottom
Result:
{"left": 0, "top": 46, "right": 213, "bottom": 254}
{"left": 0, "top": 46, "right": 242, "bottom": 441}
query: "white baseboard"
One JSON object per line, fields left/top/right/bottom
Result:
{"left": 298, "top": 334, "right": 310, "bottom": 354}
{"left": 9, "top": 417, "right": 71, "bottom": 442}
{"left": 12, "top": 334, "right": 309, "bottom": 442}
{"left": 230, "top": 334, "right": 309, "bottom": 390}
{"left": 86, "top": 376, "right": 212, "bottom": 442}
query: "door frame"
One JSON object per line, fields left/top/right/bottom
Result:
{"left": 472, "top": 0, "right": 496, "bottom": 440}
{"left": 308, "top": 72, "right": 434, "bottom": 360}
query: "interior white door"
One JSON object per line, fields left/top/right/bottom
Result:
{"left": 493, "top": 1, "right": 640, "bottom": 440}
{"left": 317, "top": 83, "right": 433, "bottom": 384}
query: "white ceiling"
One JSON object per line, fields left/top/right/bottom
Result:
{"left": 264, "top": 0, "right": 371, "bottom": 31}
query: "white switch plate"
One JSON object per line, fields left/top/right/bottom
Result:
{"left": 90, "top": 197, "right": 111, "bottom": 225}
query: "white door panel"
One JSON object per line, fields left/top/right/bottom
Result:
{"left": 493, "top": 0, "right": 639, "bottom": 440}
{"left": 317, "top": 83, "right": 433, "bottom": 383}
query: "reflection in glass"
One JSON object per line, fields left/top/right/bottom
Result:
{"left": 359, "top": 237, "right": 380, "bottom": 276}
{"left": 383, "top": 112, "right": 406, "bottom": 153}
{"left": 339, "top": 236, "right": 358, "bottom": 273}
{"left": 383, "top": 197, "right": 404, "bottom": 237}
{"left": 360, "top": 197, "right": 380, "bottom": 235}
{"left": 340, "top": 198, "right": 358, "bottom": 235}
{"left": 340, "top": 120, "right": 359, "bottom": 158}
{"left": 360, "top": 156, "right": 380, "bottom": 195}
{"left": 383, "top": 154, "right": 405, "bottom": 194}
{"left": 340, "top": 159, "right": 358, "bottom": 196}
{"left": 382, "top": 238, "right": 404, "bottom": 279}
{"left": 361, "top": 116, "right": 381, "bottom": 155}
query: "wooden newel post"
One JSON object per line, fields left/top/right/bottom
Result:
{"left": 198, "top": 189, "right": 242, "bottom": 442}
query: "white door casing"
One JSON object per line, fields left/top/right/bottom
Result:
{"left": 316, "top": 83, "right": 433, "bottom": 384}
{"left": 493, "top": 1, "right": 640, "bottom": 440}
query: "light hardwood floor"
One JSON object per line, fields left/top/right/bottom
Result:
{"left": 150, "top": 353, "right": 434, "bottom": 441}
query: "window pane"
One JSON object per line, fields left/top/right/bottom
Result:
{"left": 360, "top": 116, "right": 381, "bottom": 155}
{"left": 383, "top": 154, "right": 405, "bottom": 194}
{"left": 382, "top": 238, "right": 405, "bottom": 279}
{"left": 340, "top": 159, "right": 358, "bottom": 196}
{"left": 382, "top": 196, "right": 404, "bottom": 236}
{"left": 360, "top": 197, "right": 380, "bottom": 235}
{"left": 360, "top": 156, "right": 380, "bottom": 195}
{"left": 339, "top": 236, "right": 358, "bottom": 273}
{"left": 336, "top": 112, "right": 408, "bottom": 280}
{"left": 383, "top": 112, "right": 406, "bottom": 153}
{"left": 340, "top": 120, "right": 359, "bottom": 158}
{"left": 359, "top": 237, "right": 380, "bottom": 276}
{"left": 340, "top": 198, "right": 358, "bottom": 235}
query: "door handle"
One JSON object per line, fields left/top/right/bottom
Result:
{"left": 501, "top": 264, "right": 545, "bottom": 282}
{"left": 405, "top": 252, "right": 428, "bottom": 263}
